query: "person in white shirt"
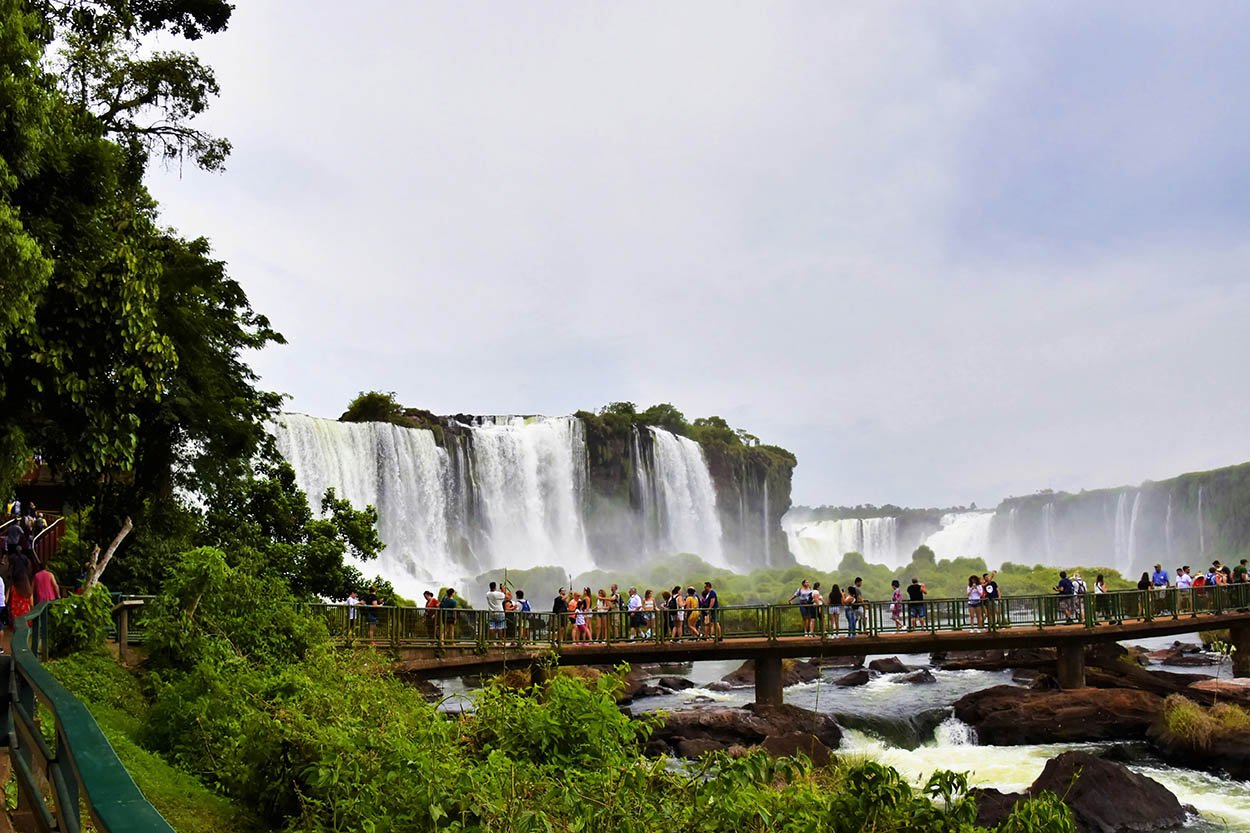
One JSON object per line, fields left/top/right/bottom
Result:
{"left": 485, "top": 581, "right": 506, "bottom": 641}
{"left": 627, "top": 587, "right": 644, "bottom": 639}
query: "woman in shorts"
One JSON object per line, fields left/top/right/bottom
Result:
{"left": 967, "top": 575, "right": 985, "bottom": 631}
{"left": 826, "top": 583, "right": 842, "bottom": 636}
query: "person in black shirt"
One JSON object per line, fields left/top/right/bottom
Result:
{"left": 980, "top": 571, "right": 999, "bottom": 627}
{"left": 363, "top": 585, "right": 383, "bottom": 641}
{"left": 906, "top": 578, "right": 927, "bottom": 629}
{"left": 439, "top": 588, "right": 458, "bottom": 643}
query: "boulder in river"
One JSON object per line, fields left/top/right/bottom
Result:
{"left": 831, "top": 706, "right": 949, "bottom": 750}
{"left": 719, "top": 659, "right": 821, "bottom": 688}
{"left": 975, "top": 750, "right": 1188, "bottom": 833}
{"left": 867, "top": 656, "right": 911, "bottom": 674}
{"left": 834, "top": 669, "right": 870, "bottom": 687}
{"left": 895, "top": 669, "right": 936, "bottom": 685}
{"left": 657, "top": 676, "right": 695, "bottom": 691}
{"left": 649, "top": 703, "right": 843, "bottom": 760}
{"left": 954, "top": 685, "right": 1163, "bottom": 744}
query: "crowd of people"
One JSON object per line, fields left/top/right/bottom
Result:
{"left": 3, "top": 497, "right": 62, "bottom": 653}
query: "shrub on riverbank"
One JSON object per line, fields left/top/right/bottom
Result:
{"left": 1157, "top": 694, "right": 1250, "bottom": 750}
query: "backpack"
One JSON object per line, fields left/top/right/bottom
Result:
{"left": 1072, "top": 577, "right": 1087, "bottom": 595}
{"left": 520, "top": 599, "right": 531, "bottom": 613}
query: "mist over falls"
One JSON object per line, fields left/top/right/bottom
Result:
{"left": 271, "top": 414, "right": 790, "bottom": 594}
{"left": 785, "top": 462, "right": 1250, "bottom": 577}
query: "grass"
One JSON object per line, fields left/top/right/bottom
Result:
{"left": 44, "top": 650, "right": 267, "bottom": 833}
{"left": 1159, "top": 694, "right": 1250, "bottom": 750}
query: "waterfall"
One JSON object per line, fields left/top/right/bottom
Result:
{"left": 785, "top": 518, "right": 863, "bottom": 571}
{"left": 271, "top": 414, "right": 597, "bottom": 596}
{"left": 1042, "top": 503, "right": 1057, "bottom": 563}
{"left": 861, "top": 517, "right": 899, "bottom": 566}
{"left": 464, "top": 416, "right": 593, "bottom": 574}
{"left": 1198, "top": 486, "right": 1206, "bottom": 556}
{"left": 271, "top": 414, "right": 459, "bottom": 591}
{"left": 646, "top": 427, "right": 727, "bottom": 566}
{"left": 1164, "top": 492, "right": 1174, "bottom": 560}
{"left": 1126, "top": 491, "right": 1143, "bottom": 576}
{"left": 1113, "top": 491, "right": 1131, "bottom": 574}
{"left": 762, "top": 477, "right": 772, "bottom": 565}
{"left": 923, "top": 512, "right": 993, "bottom": 562}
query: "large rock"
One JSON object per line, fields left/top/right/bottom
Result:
{"left": 868, "top": 656, "right": 911, "bottom": 674}
{"left": 954, "top": 685, "right": 1163, "bottom": 744}
{"left": 1186, "top": 678, "right": 1250, "bottom": 707}
{"left": 810, "top": 654, "right": 866, "bottom": 668}
{"left": 761, "top": 732, "right": 832, "bottom": 766}
{"left": 834, "top": 669, "right": 870, "bottom": 687}
{"left": 719, "top": 659, "right": 821, "bottom": 688}
{"left": 931, "top": 648, "right": 1057, "bottom": 671}
{"left": 831, "top": 706, "right": 948, "bottom": 750}
{"left": 896, "top": 669, "right": 936, "bottom": 685}
{"left": 657, "top": 676, "right": 695, "bottom": 691}
{"left": 975, "top": 752, "right": 1187, "bottom": 833}
{"left": 649, "top": 703, "right": 843, "bottom": 760}
{"left": 1032, "top": 751, "right": 1187, "bottom": 833}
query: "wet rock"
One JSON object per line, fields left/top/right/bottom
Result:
{"left": 832, "top": 707, "right": 948, "bottom": 750}
{"left": 1033, "top": 751, "right": 1187, "bottom": 833}
{"left": 649, "top": 703, "right": 843, "bottom": 760}
{"left": 810, "top": 654, "right": 866, "bottom": 668}
{"left": 1084, "top": 662, "right": 1211, "bottom": 700}
{"left": 975, "top": 751, "right": 1187, "bottom": 833}
{"left": 1185, "top": 678, "right": 1250, "bottom": 707}
{"left": 834, "top": 669, "right": 870, "bottom": 687}
{"left": 868, "top": 656, "right": 911, "bottom": 674}
{"left": 1146, "top": 648, "right": 1220, "bottom": 666}
{"left": 761, "top": 732, "right": 832, "bottom": 766}
{"left": 953, "top": 685, "right": 1163, "bottom": 744}
{"left": 1012, "top": 669, "right": 1041, "bottom": 685}
{"left": 657, "top": 676, "right": 695, "bottom": 691}
{"left": 704, "top": 681, "right": 733, "bottom": 692}
{"left": 719, "top": 659, "right": 821, "bottom": 688}
{"left": 930, "top": 648, "right": 1056, "bottom": 671}
{"left": 896, "top": 669, "right": 936, "bottom": 685}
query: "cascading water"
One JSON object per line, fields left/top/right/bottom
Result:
{"left": 785, "top": 518, "right": 863, "bottom": 572}
{"left": 1198, "top": 486, "right": 1206, "bottom": 557}
{"left": 645, "top": 427, "right": 727, "bottom": 566}
{"left": 271, "top": 414, "right": 460, "bottom": 590}
{"left": 762, "top": 478, "right": 772, "bottom": 565}
{"left": 466, "top": 416, "right": 593, "bottom": 575}
{"left": 1113, "top": 491, "right": 1131, "bottom": 574}
{"left": 1164, "top": 493, "right": 1174, "bottom": 560}
{"left": 1042, "top": 503, "right": 1057, "bottom": 562}
{"left": 923, "top": 512, "right": 993, "bottom": 562}
{"left": 1126, "top": 491, "right": 1143, "bottom": 576}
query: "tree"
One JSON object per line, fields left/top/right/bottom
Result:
{"left": 340, "top": 391, "right": 407, "bottom": 425}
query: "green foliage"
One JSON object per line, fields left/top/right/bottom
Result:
{"left": 46, "top": 585, "right": 113, "bottom": 657}
{"left": 340, "top": 390, "right": 407, "bottom": 424}
{"left": 467, "top": 669, "right": 658, "bottom": 769}
{"left": 1159, "top": 694, "right": 1250, "bottom": 750}
{"left": 997, "top": 790, "right": 1077, "bottom": 833}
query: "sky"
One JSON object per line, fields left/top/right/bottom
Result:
{"left": 147, "top": 2, "right": 1250, "bottom": 509}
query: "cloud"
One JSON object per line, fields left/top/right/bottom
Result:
{"left": 148, "top": 2, "right": 1250, "bottom": 508}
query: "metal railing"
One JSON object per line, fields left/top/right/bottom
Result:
{"left": 275, "top": 583, "right": 1250, "bottom": 652}
{"left": 3, "top": 601, "right": 175, "bottom": 833}
{"left": 31, "top": 517, "right": 66, "bottom": 565}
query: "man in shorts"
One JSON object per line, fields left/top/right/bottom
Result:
{"left": 485, "top": 581, "right": 506, "bottom": 641}
{"left": 700, "top": 582, "right": 721, "bottom": 640}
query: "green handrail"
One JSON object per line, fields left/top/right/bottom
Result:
{"left": 258, "top": 583, "right": 1250, "bottom": 651}
{"left": 5, "top": 601, "right": 175, "bottom": 833}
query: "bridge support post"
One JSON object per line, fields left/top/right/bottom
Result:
{"left": 1056, "top": 643, "right": 1085, "bottom": 689}
{"left": 1231, "top": 623, "right": 1250, "bottom": 679}
{"left": 755, "top": 656, "right": 783, "bottom": 706}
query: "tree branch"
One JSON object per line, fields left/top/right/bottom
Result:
{"left": 85, "top": 516, "right": 133, "bottom": 590}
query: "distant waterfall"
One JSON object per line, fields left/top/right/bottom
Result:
{"left": 1126, "top": 491, "right": 1144, "bottom": 575}
{"left": 644, "top": 427, "right": 726, "bottom": 566}
{"left": 785, "top": 516, "right": 904, "bottom": 570}
{"left": 1113, "top": 491, "right": 1131, "bottom": 574}
{"left": 272, "top": 414, "right": 459, "bottom": 588}
{"left": 1042, "top": 503, "right": 1057, "bottom": 562}
{"left": 1198, "top": 486, "right": 1206, "bottom": 557}
{"left": 923, "top": 512, "right": 993, "bottom": 562}
{"left": 762, "top": 478, "right": 772, "bottom": 564}
{"left": 1165, "top": 493, "right": 1174, "bottom": 560}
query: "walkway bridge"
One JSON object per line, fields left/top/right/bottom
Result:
{"left": 303, "top": 585, "right": 1250, "bottom": 704}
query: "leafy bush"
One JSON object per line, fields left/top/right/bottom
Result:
{"left": 46, "top": 585, "right": 113, "bottom": 657}
{"left": 1155, "top": 694, "right": 1250, "bottom": 750}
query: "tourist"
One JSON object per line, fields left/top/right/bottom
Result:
{"left": 700, "top": 582, "right": 721, "bottom": 640}
{"left": 811, "top": 582, "right": 825, "bottom": 636}
{"left": 844, "top": 578, "right": 863, "bottom": 637}
{"left": 641, "top": 589, "right": 658, "bottom": 639}
{"left": 595, "top": 588, "right": 610, "bottom": 641}
{"left": 1136, "top": 572, "right": 1151, "bottom": 619}
{"left": 966, "top": 575, "right": 985, "bottom": 631}
{"left": 789, "top": 579, "right": 816, "bottom": 636}
{"left": 551, "top": 588, "right": 568, "bottom": 640}
{"left": 827, "top": 583, "right": 842, "bottom": 636}
{"left": 503, "top": 587, "right": 518, "bottom": 641}
{"left": 906, "top": 578, "right": 927, "bottom": 629}
{"left": 627, "top": 587, "right": 644, "bottom": 639}
{"left": 1176, "top": 566, "right": 1193, "bottom": 614}
{"left": 346, "top": 590, "right": 360, "bottom": 636}
{"left": 485, "top": 581, "right": 506, "bottom": 641}
{"left": 573, "top": 595, "right": 591, "bottom": 642}
{"left": 608, "top": 583, "right": 622, "bottom": 638}
{"left": 422, "top": 590, "right": 438, "bottom": 640}
{"left": 515, "top": 590, "right": 532, "bottom": 642}
{"left": 1152, "top": 563, "right": 1170, "bottom": 588}
{"left": 1234, "top": 559, "right": 1248, "bottom": 583}
{"left": 8, "top": 555, "right": 32, "bottom": 644}
{"left": 30, "top": 563, "right": 58, "bottom": 655}
{"left": 363, "top": 585, "right": 383, "bottom": 642}
{"left": 668, "top": 585, "right": 683, "bottom": 640}
{"left": 889, "top": 579, "right": 904, "bottom": 630}
{"left": 981, "top": 572, "right": 1000, "bottom": 627}
{"left": 1055, "top": 571, "right": 1075, "bottom": 623}
{"left": 683, "top": 586, "right": 701, "bottom": 638}
{"left": 1093, "top": 574, "right": 1109, "bottom": 622}
{"left": 440, "top": 588, "right": 458, "bottom": 642}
